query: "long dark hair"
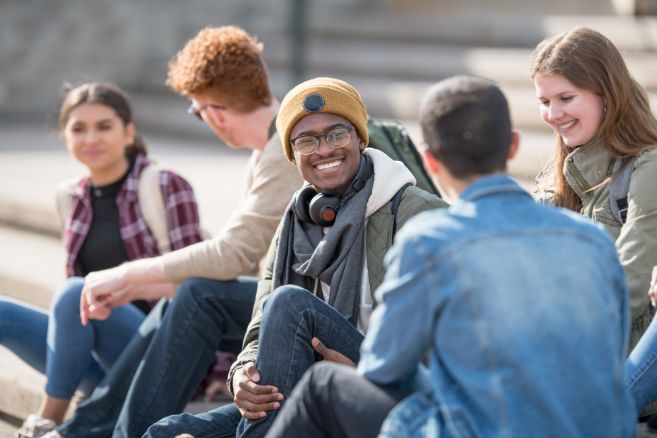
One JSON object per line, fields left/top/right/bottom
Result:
{"left": 59, "top": 82, "right": 148, "bottom": 159}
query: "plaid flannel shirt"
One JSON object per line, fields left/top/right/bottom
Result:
{"left": 63, "top": 154, "right": 203, "bottom": 278}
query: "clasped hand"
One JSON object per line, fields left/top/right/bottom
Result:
{"left": 232, "top": 337, "right": 355, "bottom": 419}
{"left": 79, "top": 265, "right": 131, "bottom": 326}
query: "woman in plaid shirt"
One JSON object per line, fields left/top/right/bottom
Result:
{"left": 0, "top": 82, "right": 203, "bottom": 437}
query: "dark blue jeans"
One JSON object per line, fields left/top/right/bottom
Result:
{"left": 145, "top": 403, "right": 241, "bottom": 438}
{"left": 238, "top": 285, "right": 365, "bottom": 438}
{"left": 55, "top": 277, "right": 257, "bottom": 438}
{"left": 147, "top": 285, "right": 364, "bottom": 438}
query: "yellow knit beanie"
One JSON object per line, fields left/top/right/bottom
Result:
{"left": 276, "top": 77, "right": 369, "bottom": 161}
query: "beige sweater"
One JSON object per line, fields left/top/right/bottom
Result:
{"left": 161, "top": 132, "right": 303, "bottom": 282}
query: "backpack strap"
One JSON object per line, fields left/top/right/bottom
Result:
{"left": 137, "top": 164, "right": 171, "bottom": 254}
{"left": 379, "top": 122, "right": 439, "bottom": 195}
{"left": 390, "top": 183, "right": 411, "bottom": 238}
{"left": 609, "top": 157, "right": 637, "bottom": 224}
{"left": 55, "top": 177, "right": 81, "bottom": 232}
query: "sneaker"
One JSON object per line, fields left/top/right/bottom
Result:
{"left": 15, "top": 415, "right": 56, "bottom": 438}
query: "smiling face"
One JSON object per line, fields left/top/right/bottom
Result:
{"left": 63, "top": 103, "right": 133, "bottom": 184}
{"left": 534, "top": 73, "right": 605, "bottom": 148}
{"left": 291, "top": 113, "right": 365, "bottom": 196}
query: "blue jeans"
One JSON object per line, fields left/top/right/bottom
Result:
{"left": 0, "top": 277, "right": 144, "bottom": 398}
{"left": 237, "top": 285, "right": 364, "bottom": 438}
{"left": 626, "top": 312, "right": 657, "bottom": 412}
{"left": 145, "top": 403, "right": 241, "bottom": 438}
{"left": 56, "top": 277, "right": 257, "bottom": 438}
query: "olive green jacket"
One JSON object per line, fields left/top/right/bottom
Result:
{"left": 543, "top": 138, "right": 657, "bottom": 349}
{"left": 227, "top": 185, "right": 446, "bottom": 390}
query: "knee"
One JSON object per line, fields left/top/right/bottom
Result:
{"left": 298, "top": 362, "right": 343, "bottom": 401}
{"left": 0, "top": 298, "right": 20, "bottom": 327}
{"left": 0, "top": 298, "right": 12, "bottom": 321}
{"left": 307, "top": 362, "right": 342, "bottom": 388}
{"left": 175, "top": 277, "right": 212, "bottom": 305}
{"left": 264, "top": 285, "right": 310, "bottom": 315}
{"left": 50, "top": 277, "right": 85, "bottom": 318}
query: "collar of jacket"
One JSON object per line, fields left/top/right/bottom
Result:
{"left": 562, "top": 137, "right": 615, "bottom": 201}
{"left": 459, "top": 174, "right": 531, "bottom": 202}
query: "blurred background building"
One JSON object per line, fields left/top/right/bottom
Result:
{"left": 1, "top": 0, "right": 656, "bottom": 139}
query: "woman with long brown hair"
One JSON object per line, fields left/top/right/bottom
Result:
{"left": 531, "top": 27, "right": 657, "bottom": 353}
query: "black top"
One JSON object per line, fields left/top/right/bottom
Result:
{"left": 77, "top": 160, "right": 150, "bottom": 314}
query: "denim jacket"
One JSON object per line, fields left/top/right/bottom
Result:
{"left": 358, "top": 175, "right": 636, "bottom": 437}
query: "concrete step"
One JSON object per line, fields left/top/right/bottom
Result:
{"left": 306, "top": 13, "right": 657, "bottom": 52}
{"left": 264, "top": 33, "right": 657, "bottom": 90}
{"left": 0, "top": 226, "right": 63, "bottom": 308}
{"left": 0, "top": 346, "right": 63, "bottom": 425}
{"left": 0, "top": 343, "right": 227, "bottom": 427}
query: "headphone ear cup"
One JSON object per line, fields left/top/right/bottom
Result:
{"left": 292, "top": 186, "right": 318, "bottom": 223}
{"left": 309, "top": 194, "right": 341, "bottom": 227}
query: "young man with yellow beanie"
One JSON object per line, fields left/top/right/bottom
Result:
{"left": 145, "top": 77, "right": 445, "bottom": 437}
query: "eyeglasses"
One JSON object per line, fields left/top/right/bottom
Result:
{"left": 290, "top": 125, "right": 353, "bottom": 155}
{"left": 187, "top": 102, "right": 226, "bottom": 121}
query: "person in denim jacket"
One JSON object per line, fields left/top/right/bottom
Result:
{"left": 266, "top": 76, "right": 636, "bottom": 438}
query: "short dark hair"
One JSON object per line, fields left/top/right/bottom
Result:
{"left": 420, "top": 75, "right": 512, "bottom": 178}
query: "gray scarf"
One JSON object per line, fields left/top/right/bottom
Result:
{"left": 272, "top": 155, "right": 374, "bottom": 325}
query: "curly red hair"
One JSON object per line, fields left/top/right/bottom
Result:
{"left": 167, "top": 26, "right": 272, "bottom": 113}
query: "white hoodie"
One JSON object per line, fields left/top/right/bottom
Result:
{"left": 320, "top": 148, "right": 416, "bottom": 333}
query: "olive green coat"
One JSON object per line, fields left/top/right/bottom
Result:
{"left": 543, "top": 138, "right": 657, "bottom": 349}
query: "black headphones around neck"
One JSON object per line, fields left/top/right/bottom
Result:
{"left": 292, "top": 155, "right": 373, "bottom": 227}
{"left": 292, "top": 186, "right": 341, "bottom": 226}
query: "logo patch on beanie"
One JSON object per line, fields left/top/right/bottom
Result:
{"left": 303, "top": 93, "right": 325, "bottom": 112}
